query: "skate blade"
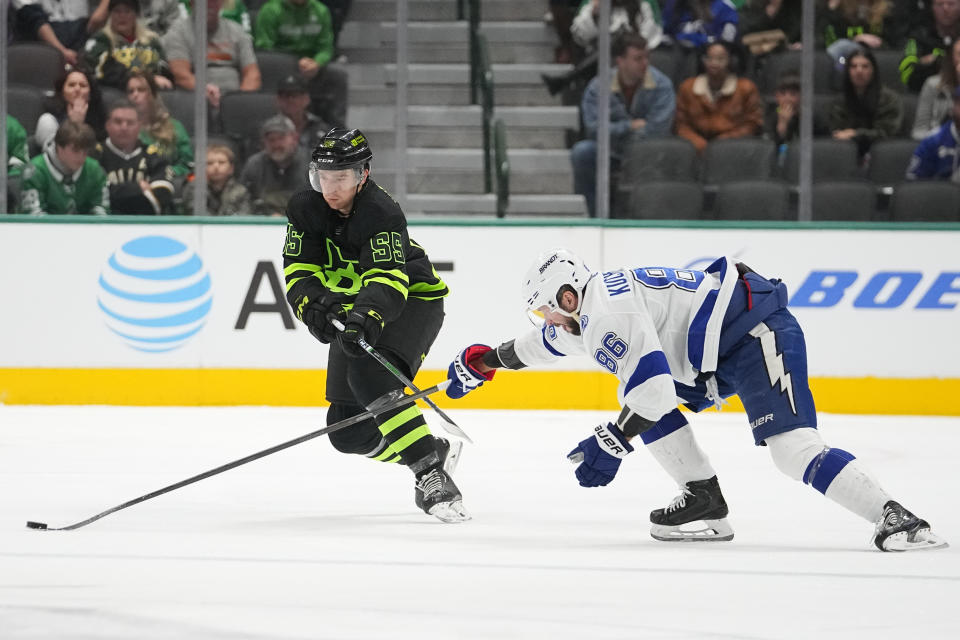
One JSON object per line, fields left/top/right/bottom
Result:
{"left": 428, "top": 499, "right": 471, "bottom": 523}
{"left": 443, "top": 439, "right": 464, "bottom": 476}
{"left": 650, "top": 518, "right": 734, "bottom": 542}
{"left": 879, "top": 528, "right": 949, "bottom": 552}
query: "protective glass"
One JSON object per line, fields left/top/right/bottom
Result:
{"left": 308, "top": 164, "right": 365, "bottom": 193}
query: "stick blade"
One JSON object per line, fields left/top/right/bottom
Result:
{"left": 26, "top": 521, "right": 48, "bottom": 530}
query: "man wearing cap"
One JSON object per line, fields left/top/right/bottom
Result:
{"left": 906, "top": 85, "right": 960, "bottom": 181}
{"left": 276, "top": 74, "right": 329, "bottom": 151}
{"left": 254, "top": 0, "right": 347, "bottom": 129}
{"left": 240, "top": 114, "right": 310, "bottom": 216}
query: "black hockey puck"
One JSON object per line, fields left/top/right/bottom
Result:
{"left": 26, "top": 521, "right": 48, "bottom": 530}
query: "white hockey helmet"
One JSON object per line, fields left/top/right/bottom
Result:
{"left": 521, "top": 248, "right": 592, "bottom": 323}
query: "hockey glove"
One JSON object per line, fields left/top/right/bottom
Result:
{"left": 446, "top": 344, "right": 496, "bottom": 399}
{"left": 567, "top": 422, "right": 634, "bottom": 487}
{"left": 296, "top": 293, "right": 345, "bottom": 344}
{"left": 338, "top": 308, "right": 384, "bottom": 358}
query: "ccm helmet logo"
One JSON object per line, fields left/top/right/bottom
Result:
{"left": 539, "top": 254, "right": 558, "bottom": 274}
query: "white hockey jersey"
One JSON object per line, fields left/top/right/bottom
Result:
{"left": 514, "top": 257, "right": 739, "bottom": 423}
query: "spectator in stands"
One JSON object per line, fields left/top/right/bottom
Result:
{"left": 20, "top": 120, "right": 109, "bottom": 215}
{"left": 740, "top": 0, "right": 803, "bottom": 57}
{"left": 139, "top": 0, "right": 183, "bottom": 35}
{"left": 817, "top": 0, "right": 900, "bottom": 56}
{"left": 125, "top": 70, "right": 194, "bottom": 179}
{"left": 84, "top": 0, "right": 174, "bottom": 91}
{"left": 906, "top": 85, "right": 960, "bottom": 180}
{"left": 888, "top": 0, "right": 935, "bottom": 49}
{"left": 900, "top": 0, "right": 960, "bottom": 91}
{"left": 276, "top": 74, "right": 329, "bottom": 151}
{"left": 763, "top": 70, "right": 831, "bottom": 146}
{"left": 542, "top": 0, "right": 663, "bottom": 98}
{"left": 547, "top": 0, "right": 586, "bottom": 64}
{"left": 675, "top": 41, "right": 764, "bottom": 153}
{"left": 255, "top": 0, "right": 348, "bottom": 129}
{"left": 163, "top": 0, "right": 262, "bottom": 109}
{"left": 570, "top": 32, "right": 675, "bottom": 216}
{"left": 35, "top": 65, "right": 108, "bottom": 150}
{"left": 912, "top": 38, "right": 960, "bottom": 138}
{"left": 6, "top": 116, "right": 30, "bottom": 212}
{"left": 9, "top": 0, "right": 110, "bottom": 61}
{"left": 96, "top": 99, "right": 175, "bottom": 214}
{"left": 6, "top": 116, "right": 30, "bottom": 178}
{"left": 182, "top": 144, "right": 253, "bottom": 215}
{"left": 830, "top": 47, "right": 903, "bottom": 156}
{"left": 240, "top": 115, "right": 310, "bottom": 216}
{"left": 661, "top": 0, "right": 739, "bottom": 49}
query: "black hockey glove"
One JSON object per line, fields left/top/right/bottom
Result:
{"left": 295, "top": 293, "right": 345, "bottom": 344}
{"left": 338, "top": 308, "right": 384, "bottom": 358}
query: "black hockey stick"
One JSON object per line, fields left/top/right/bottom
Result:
{"left": 25, "top": 380, "right": 451, "bottom": 532}
{"left": 329, "top": 317, "right": 473, "bottom": 443}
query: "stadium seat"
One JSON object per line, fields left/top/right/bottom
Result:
{"left": 7, "top": 43, "right": 65, "bottom": 90}
{"left": 254, "top": 50, "right": 300, "bottom": 92}
{"left": 867, "top": 139, "right": 920, "bottom": 191}
{"left": 702, "top": 138, "right": 776, "bottom": 185}
{"left": 160, "top": 90, "right": 198, "bottom": 136}
{"left": 219, "top": 91, "right": 280, "bottom": 160}
{"left": 889, "top": 182, "right": 960, "bottom": 221}
{"left": 8, "top": 85, "right": 46, "bottom": 137}
{"left": 899, "top": 92, "right": 918, "bottom": 137}
{"left": 714, "top": 180, "right": 791, "bottom": 220}
{"left": 782, "top": 138, "right": 859, "bottom": 183}
{"left": 649, "top": 48, "right": 681, "bottom": 87}
{"left": 872, "top": 49, "right": 908, "bottom": 93}
{"left": 619, "top": 181, "right": 704, "bottom": 220}
{"left": 620, "top": 137, "right": 699, "bottom": 184}
{"left": 811, "top": 181, "right": 878, "bottom": 221}
{"left": 757, "top": 50, "right": 837, "bottom": 95}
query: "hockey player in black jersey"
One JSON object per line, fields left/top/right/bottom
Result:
{"left": 282, "top": 128, "right": 469, "bottom": 523}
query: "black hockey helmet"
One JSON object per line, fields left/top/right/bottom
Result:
{"left": 311, "top": 127, "right": 373, "bottom": 170}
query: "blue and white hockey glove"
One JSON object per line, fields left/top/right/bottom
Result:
{"left": 446, "top": 344, "right": 496, "bottom": 399}
{"left": 567, "top": 422, "right": 634, "bottom": 487}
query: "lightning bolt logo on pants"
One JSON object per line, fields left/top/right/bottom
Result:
{"left": 749, "top": 322, "right": 797, "bottom": 415}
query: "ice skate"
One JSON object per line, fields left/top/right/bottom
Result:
{"left": 414, "top": 437, "right": 470, "bottom": 523}
{"left": 650, "top": 475, "right": 734, "bottom": 542}
{"left": 871, "top": 500, "right": 948, "bottom": 552}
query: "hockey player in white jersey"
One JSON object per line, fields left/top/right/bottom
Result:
{"left": 445, "top": 248, "right": 947, "bottom": 552}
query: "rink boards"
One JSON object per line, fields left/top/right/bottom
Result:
{"left": 0, "top": 218, "right": 958, "bottom": 415}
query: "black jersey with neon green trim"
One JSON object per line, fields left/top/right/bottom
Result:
{"left": 282, "top": 179, "right": 448, "bottom": 324}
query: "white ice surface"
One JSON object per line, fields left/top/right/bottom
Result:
{"left": 1, "top": 406, "right": 958, "bottom": 639}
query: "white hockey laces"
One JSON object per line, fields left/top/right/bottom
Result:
{"left": 665, "top": 489, "right": 693, "bottom": 513}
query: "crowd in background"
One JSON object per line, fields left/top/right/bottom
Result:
{"left": 5, "top": 0, "right": 960, "bottom": 216}
{"left": 5, "top": 0, "right": 350, "bottom": 214}
{"left": 546, "top": 0, "right": 960, "bottom": 216}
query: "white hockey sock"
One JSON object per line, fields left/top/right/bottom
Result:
{"left": 644, "top": 424, "right": 717, "bottom": 486}
{"left": 823, "top": 462, "right": 891, "bottom": 523}
{"left": 766, "top": 428, "right": 891, "bottom": 523}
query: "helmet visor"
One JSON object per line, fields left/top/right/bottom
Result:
{"left": 309, "top": 163, "right": 365, "bottom": 193}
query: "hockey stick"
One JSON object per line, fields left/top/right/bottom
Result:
{"left": 25, "top": 381, "right": 450, "bottom": 532}
{"left": 330, "top": 317, "right": 473, "bottom": 443}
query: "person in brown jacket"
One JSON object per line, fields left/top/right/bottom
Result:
{"left": 675, "top": 41, "right": 765, "bottom": 153}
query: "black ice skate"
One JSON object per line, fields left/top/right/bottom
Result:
{"left": 414, "top": 437, "right": 470, "bottom": 523}
{"left": 871, "top": 500, "right": 948, "bottom": 551}
{"left": 649, "top": 475, "right": 734, "bottom": 542}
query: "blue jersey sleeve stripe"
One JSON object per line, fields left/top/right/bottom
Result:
{"left": 541, "top": 327, "right": 566, "bottom": 357}
{"left": 639, "top": 408, "right": 688, "bottom": 445}
{"left": 687, "top": 288, "right": 719, "bottom": 370}
{"left": 624, "top": 350, "right": 671, "bottom": 396}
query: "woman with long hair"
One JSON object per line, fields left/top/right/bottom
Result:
{"left": 35, "top": 65, "right": 107, "bottom": 151}
{"left": 829, "top": 47, "right": 903, "bottom": 156}
{"left": 912, "top": 38, "right": 960, "bottom": 139}
{"left": 125, "top": 70, "right": 193, "bottom": 178}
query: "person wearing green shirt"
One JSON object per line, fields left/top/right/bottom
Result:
{"left": 255, "top": 0, "right": 347, "bottom": 128}
{"left": 126, "top": 70, "right": 194, "bottom": 179}
{"left": 6, "top": 116, "right": 29, "bottom": 177}
{"left": 20, "top": 120, "right": 110, "bottom": 216}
